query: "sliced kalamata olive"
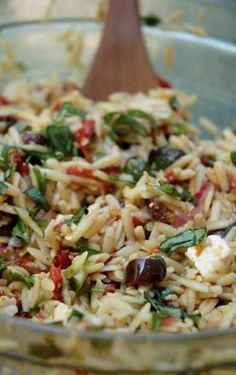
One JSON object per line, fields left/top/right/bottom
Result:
{"left": 117, "top": 141, "right": 131, "bottom": 150}
{"left": 125, "top": 257, "right": 166, "bottom": 286}
{"left": 22, "top": 132, "right": 47, "bottom": 145}
{"left": 149, "top": 199, "right": 173, "bottom": 223}
{"left": 148, "top": 146, "right": 185, "bottom": 171}
{"left": 0, "top": 115, "right": 17, "bottom": 134}
{"left": 208, "top": 223, "right": 236, "bottom": 238}
{"left": 200, "top": 155, "right": 215, "bottom": 168}
{"left": 0, "top": 213, "right": 17, "bottom": 236}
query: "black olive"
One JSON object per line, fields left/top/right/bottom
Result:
{"left": 148, "top": 146, "right": 185, "bottom": 172}
{"left": 0, "top": 115, "right": 17, "bottom": 134}
{"left": 0, "top": 213, "right": 17, "bottom": 236}
{"left": 22, "top": 132, "right": 47, "bottom": 145}
{"left": 117, "top": 141, "right": 131, "bottom": 150}
{"left": 125, "top": 257, "right": 166, "bottom": 286}
{"left": 208, "top": 222, "right": 236, "bottom": 238}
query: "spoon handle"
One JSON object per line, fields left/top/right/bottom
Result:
{"left": 82, "top": 0, "right": 157, "bottom": 100}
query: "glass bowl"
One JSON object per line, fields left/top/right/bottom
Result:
{"left": 0, "top": 2, "right": 236, "bottom": 374}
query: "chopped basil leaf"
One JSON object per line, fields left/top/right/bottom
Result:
{"left": 70, "top": 308, "right": 84, "bottom": 319}
{"left": 33, "top": 168, "right": 47, "bottom": 195}
{"left": 188, "top": 313, "right": 201, "bottom": 325}
{"left": 24, "top": 187, "right": 50, "bottom": 211}
{"left": 75, "top": 237, "right": 100, "bottom": 256}
{"left": 172, "top": 122, "right": 186, "bottom": 135}
{"left": 231, "top": 151, "right": 236, "bottom": 165}
{"left": 55, "top": 102, "right": 86, "bottom": 122}
{"left": 12, "top": 218, "right": 30, "bottom": 244}
{"left": 69, "top": 206, "right": 88, "bottom": 225}
{"left": 169, "top": 97, "right": 180, "bottom": 110}
{"left": 123, "top": 156, "right": 147, "bottom": 181}
{"left": 0, "top": 145, "right": 18, "bottom": 180}
{"left": 36, "top": 219, "right": 49, "bottom": 229}
{"left": 127, "top": 109, "right": 157, "bottom": 130}
{"left": 0, "top": 181, "right": 8, "bottom": 195}
{"left": 0, "top": 256, "right": 6, "bottom": 274}
{"left": 159, "top": 181, "right": 196, "bottom": 203}
{"left": 68, "top": 272, "right": 86, "bottom": 293}
{"left": 160, "top": 227, "right": 207, "bottom": 254}
{"left": 1, "top": 144, "right": 17, "bottom": 162}
{"left": 44, "top": 125, "right": 77, "bottom": 157}
{"left": 16, "top": 122, "right": 31, "bottom": 132}
{"left": 104, "top": 111, "right": 148, "bottom": 138}
{"left": 8, "top": 273, "right": 34, "bottom": 289}
{"left": 94, "top": 152, "right": 106, "bottom": 160}
{"left": 141, "top": 14, "right": 161, "bottom": 26}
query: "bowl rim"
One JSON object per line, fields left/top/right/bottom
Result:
{"left": 1, "top": 316, "right": 236, "bottom": 342}
{"left": 0, "top": 18, "right": 236, "bottom": 346}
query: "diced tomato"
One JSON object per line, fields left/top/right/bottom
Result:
{"left": 15, "top": 255, "right": 43, "bottom": 274}
{"left": 156, "top": 75, "right": 171, "bottom": 89}
{"left": 150, "top": 247, "right": 160, "bottom": 254}
{"left": 11, "top": 153, "right": 29, "bottom": 176}
{"left": 74, "top": 120, "right": 94, "bottom": 142}
{"left": 103, "top": 167, "right": 119, "bottom": 175}
{"left": 67, "top": 166, "right": 112, "bottom": 192}
{"left": 50, "top": 265, "right": 63, "bottom": 300}
{"left": 67, "top": 166, "right": 94, "bottom": 178}
{"left": 105, "top": 283, "right": 117, "bottom": 294}
{"left": 52, "top": 102, "right": 61, "bottom": 112}
{"left": 0, "top": 95, "right": 11, "bottom": 106}
{"left": 227, "top": 173, "right": 236, "bottom": 192}
{"left": 54, "top": 250, "right": 71, "bottom": 269}
{"left": 0, "top": 290, "right": 5, "bottom": 297}
{"left": 194, "top": 183, "right": 209, "bottom": 201}
{"left": 132, "top": 216, "right": 144, "bottom": 227}
{"left": 165, "top": 169, "right": 179, "bottom": 184}
{"left": 172, "top": 211, "right": 190, "bottom": 228}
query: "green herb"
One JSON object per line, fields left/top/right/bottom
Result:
{"left": 169, "top": 97, "right": 180, "bottom": 110}
{"left": 68, "top": 271, "right": 87, "bottom": 293}
{"left": 108, "top": 175, "right": 134, "bottom": 187}
{"left": 15, "top": 122, "right": 31, "bottom": 132}
{"left": 172, "top": 122, "right": 186, "bottom": 135}
{"left": 0, "top": 181, "right": 8, "bottom": 195}
{"left": 0, "top": 256, "right": 6, "bottom": 274}
{"left": 141, "top": 14, "right": 161, "bottom": 26}
{"left": 24, "top": 187, "right": 50, "bottom": 211}
{"left": 12, "top": 218, "right": 30, "bottom": 243}
{"left": 70, "top": 308, "right": 84, "bottom": 319}
{"left": 231, "top": 151, "right": 236, "bottom": 165}
{"left": 127, "top": 109, "right": 157, "bottom": 130}
{"left": 188, "top": 313, "right": 201, "bottom": 325}
{"left": 36, "top": 219, "right": 49, "bottom": 229}
{"left": 33, "top": 168, "right": 47, "bottom": 195}
{"left": 55, "top": 102, "right": 86, "bottom": 122}
{"left": 94, "top": 152, "right": 106, "bottom": 160}
{"left": 25, "top": 149, "right": 64, "bottom": 163}
{"left": 44, "top": 125, "right": 77, "bottom": 157}
{"left": 123, "top": 156, "right": 147, "bottom": 181}
{"left": 75, "top": 238, "right": 100, "bottom": 257}
{"left": 69, "top": 206, "right": 88, "bottom": 225}
{"left": 1, "top": 144, "right": 17, "bottom": 162}
{"left": 104, "top": 111, "right": 148, "bottom": 138}
{"left": 160, "top": 227, "right": 207, "bottom": 254}
{"left": 29, "top": 342, "right": 62, "bottom": 359}
{"left": 16, "top": 62, "right": 29, "bottom": 72}
{"left": 8, "top": 273, "right": 34, "bottom": 289}
{"left": 158, "top": 181, "right": 196, "bottom": 203}
{"left": 144, "top": 290, "right": 183, "bottom": 331}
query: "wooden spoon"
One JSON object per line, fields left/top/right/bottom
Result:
{"left": 82, "top": 0, "right": 161, "bottom": 101}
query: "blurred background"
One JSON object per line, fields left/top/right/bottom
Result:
{"left": 0, "top": 0, "right": 236, "bottom": 43}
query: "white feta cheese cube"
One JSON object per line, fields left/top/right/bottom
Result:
{"left": 186, "top": 235, "right": 232, "bottom": 280}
